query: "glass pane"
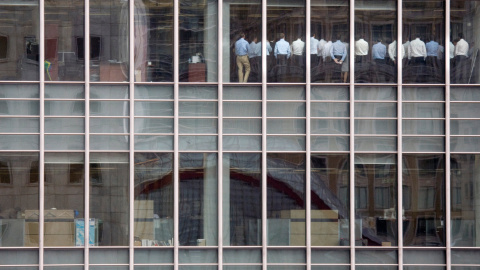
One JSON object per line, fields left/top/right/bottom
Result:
{"left": 178, "top": 249, "right": 217, "bottom": 263}
{"left": 0, "top": 84, "right": 39, "bottom": 98}
{"left": 45, "top": 153, "right": 84, "bottom": 246}
{"left": 179, "top": 102, "right": 217, "bottom": 117}
{"left": 267, "top": 266, "right": 305, "bottom": 270}
{"left": 267, "top": 0, "right": 306, "bottom": 83}
{"left": 403, "top": 154, "right": 445, "bottom": 247}
{"left": 403, "top": 87, "right": 444, "bottom": 101}
{"left": 403, "top": 0, "right": 445, "bottom": 83}
{"left": 45, "top": 85, "right": 84, "bottom": 99}
{"left": 89, "top": 249, "right": 129, "bottom": 264}
{"left": 311, "top": 249, "right": 349, "bottom": 264}
{"left": 0, "top": 153, "right": 39, "bottom": 247}
{"left": 451, "top": 120, "right": 480, "bottom": 135}
{"left": 224, "top": 0, "right": 261, "bottom": 83}
{"left": 44, "top": 249, "right": 84, "bottom": 264}
{"left": 0, "top": 250, "right": 39, "bottom": 264}
{"left": 0, "top": 118, "right": 39, "bottom": 133}
{"left": 223, "top": 135, "right": 262, "bottom": 151}
{"left": 224, "top": 86, "right": 262, "bottom": 100}
{"left": 0, "top": 2, "right": 39, "bottom": 80}
{"left": 451, "top": 87, "right": 480, "bottom": 101}
{"left": 134, "top": 153, "right": 174, "bottom": 246}
{"left": 45, "top": 101, "right": 85, "bottom": 116}
{"left": 134, "top": 249, "right": 173, "bottom": 264}
{"left": 267, "top": 102, "right": 306, "bottom": 117}
{"left": 311, "top": 0, "right": 349, "bottom": 83}
{"left": 135, "top": 118, "right": 174, "bottom": 133}
{"left": 135, "top": 0, "right": 173, "bottom": 82}
{"left": 90, "top": 0, "right": 129, "bottom": 82}
{"left": 90, "top": 101, "right": 129, "bottom": 116}
{"left": 179, "top": 0, "right": 218, "bottom": 82}
{"left": 451, "top": 137, "right": 480, "bottom": 152}
{"left": 355, "top": 0, "right": 397, "bottom": 83}
{"left": 311, "top": 119, "right": 349, "bottom": 134}
{"left": 90, "top": 135, "right": 129, "bottom": 150}
{"left": 179, "top": 136, "right": 217, "bottom": 151}
{"left": 0, "top": 135, "right": 39, "bottom": 150}
{"left": 311, "top": 154, "right": 349, "bottom": 246}
{"left": 45, "top": 0, "right": 84, "bottom": 81}
{"left": 451, "top": 250, "right": 480, "bottom": 264}
{"left": 91, "top": 118, "right": 129, "bottom": 133}
{"left": 223, "top": 153, "right": 261, "bottom": 246}
{"left": 45, "top": 118, "right": 84, "bottom": 133}
{"left": 403, "top": 250, "right": 445, "bottom": 264}
{"left": 267, "top": 136, "right": 305, "bottom": 151}
{"left": 355, "top": 87, "right": 396, "bottom": 100}
{"left": 267, "top": 86, "right": 305, "bottom": 100}
{"left": 223, "top": 119, "right": 262, "bottom": 134}
{"left": 355, "top": 154, "right": 397, "bottom": 246}
{"left": 402, "top": 136, "right": 445, "bottom": 152}
{"left": 0, "top": 101, "right": 39, "bottom": 116}
{"left": 311, "top": 87, "right": 349, "bottom": 100}
{"left": 134, "top": 135, "right": 173, "bottom": 151}
{"left": 267, "top": 153, "right": 306, "bottom": 246}
{"left": 90, "top": 85, "right": 129, "bottom": 99}
{"left": 179, "top": 153, "right": 218, "bottom": 246}
{"left": 223, "top": 249, "right": 262, "bottom": 263}
{"left": 311, "top": 103, "right": 349, "bottom": 117}
{"left": 354, "top": 103, "right": 397, "bottom": 118}
{"left": 267, "top": 119, "right": 305, "bottom": 134}
{"left": 451, "top": 155, "right": 480, "bottom": 247}
{"left": 179, "top": 86, "right": 217, "bottom": 100}
{"left": 90, "top": 153, "right": 129, "bottom": 246}
{"left": 354, "top": 136, "right": 397, "bottom": 152}
{"left": 179, "top": 118, "right": 218, "bottom": 134}
{"left": 135, "top": 85, "right": 174, "bottom": 100}
{"left": 223, "top": 102, "right": 261, "bottom": 117}
{"left": 403, "top": 120, "right": 444, "bottom": 135}
{"left": 403, "top": 103, "right": 444, "bottom": 118}
{"left": 451, "top": 103, "right": 480, "bottom": 118}
{"left": 356, "top": 250, "right": 397, "bottom": 264}
{"left": 451, "top": 1, "right": 476, "bottom": 84}
{"left": 134, "top": 102, "right": 174, "bottom": 116}
{"left": 355, "top": 120, "right": 397, "bottom": 135}
{"left": 267, "top": 249, "right": 306, "bottom": 263}
{"left": 311, "top": 136, "right": 349, "bottom": 151}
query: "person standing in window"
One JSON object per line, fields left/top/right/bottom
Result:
{"left": 310, "top": 33, "right": 319, "bottom": 67}
{"left": 331, "top": 35, "right": 347, "bottom": 82}
{"left": 235, "top": 32, "right": 250, "bottom": 83}
{"left": 454, "top": 33, "right": 469, "bottom": 84}
{"left": 248, "top": 36, "right": 260, "bottom": 82}
{"left": 372, "top": 39, "right": 387, "bottom": 82}
{"left": 355, "top": 35, "right": 369, "bottom": 82}
{"left": 408, "top": 34, "right": 427, "bottom": 83}
{"left": 274, "top": 33, "right": 291, "bottom": 82}
{"left": 291, "top": 34, "right": 305, "bottom": 81}
{"left": 426, "top": 35, "right": 440, "bottom": 83}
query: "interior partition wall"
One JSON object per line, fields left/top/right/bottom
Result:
{"left": 0, "top": 0, "right": 479, "bottom": 269}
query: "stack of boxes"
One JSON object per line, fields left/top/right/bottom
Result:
{"left": 24, "top": 209, "right": 75, "bottom": 246}
{"left": 134, "top": 200, "right": 154, "bottom": 245}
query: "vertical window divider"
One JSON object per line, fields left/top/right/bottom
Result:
{"left": 218, "top": 0, "right": 224, "bottom": 267}
{"left": 39, "top": 0, "right": 45, "bottom": 267}
{"left": 84, "top": 0, "right": 91, "bottom": 268}
{"left": 129, "top": 0, "right": 135, "bottom": 269}
{"left": 349, "top": 0, "right": 355, "bottom": 269}
{"left": 397, "top": 0, "right": 404, "bottom": 268}
{"left": 173, "top": 0, "right": 180, "bottom": 269}
{"left": 261, "top": 0, "right": 267, "bottom": 268}
{"left": 445, "top": 0, "right": 452, "bottom": 268}
{"left": 305, "top": 0, "right": 312, "bottom": 269}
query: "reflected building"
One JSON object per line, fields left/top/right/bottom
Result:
{"left": 1, "top": 0, "right": 480, "bottom": 269}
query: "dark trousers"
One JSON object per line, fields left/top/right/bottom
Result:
{"left": 455, "top": 55, "right": 468, "bottom": 84}
{"left": 373, "top": 58, "right": 386, "bottom": 83}
{"left": 355, "top": 55, "right": 369, "bottom": 82}
{"left": 274, "top": 54, "right": 288, "bottom": 82}
{"left": 332, "top": 55, "right": 342, "bottom": 82}
{"left": 410, "top": 57, "right": 426, "bottom": 83}
{"left": 426, "top": 56, "right": 440, "bottom": 83}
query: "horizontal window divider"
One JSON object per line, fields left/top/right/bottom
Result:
{"left": 354, "top": 134, "right": 398, "bottom": 136}
{"left": 222, "top": 117, "right": 262, "bottom": 119}
{"left": 311, "top": 100, "right": 350, "bottom": 103}
{"left": 0, "top": 116, "right": 40, "bottom": 118}
{"left": 0, "top": 133, "right": 40, "bottom": 135}
{"left": 89, "top": 116, "right": 130, "bottom": 118}
{"left": 88, "top": 150, "right": 130, "bottom": 153}
{"left": 402, "top": 135, "right": 446, "bottom": 137}
{"left": 354, "top": 117, "right": 398, "bottom": 119}
{"left": 44, "top": 116, "right": 85, "bottom": 118}
{"left": 43, "top": 264, "right": 84, "bottom": 267}
{"left": 354, "top": 151, "right": 398, "bottom": 154}
{"left": 134, "top": 99, "right": 174, "bottom": 101}
{"left": 44, "top": 150, "right": 85, "bottom": 153}
{"left": 451, "top": 118, "right": 480, "bottom": 120}
{"left": 132, "top": 82, "right": 174, "bottom": 85}
{"left": 44, "top": 133, "right": 85, "bottom": 135}
{"left": 90, "top": 133, "right": 130, "bottom": 135}
{"left": 402, "top": 118, "right": 446, "bottom": 120}
{"left": 177, "top": 82, "right": 219, "bottom": 86}
{"left": 402, "top": 264, "right": 446, "bottom": 266}
{"left": 311, "top": 246, "right": 351, "bottom": 250}
{"left": 402, "top": 101, "right": 446, "bottom": 103}
{"left": 310, "top": 83, "right": 349, "bottom": 86}
{"left": 44, "top": 81, "right": 85, "bottom": 84}
{"left": 134, "top": 133, "right": 174, "bottom": 135}
{"left": 178, "top": 99, "right": 218, "bottom": 101}
{"left": 89, "top": 99, "right": 130, "bottom": 101}
{"left": 222, "top": 151, "right": 262, "bottom": 153}
{"left": 450, "top": 101, "right": 480, "bottom": 103}
{"left": 88, "top": 82, "right": 130, "bottom": 85}
{"left": 0, "top": 81, "right": 40, "bottom": 84}
{"left": 310, "top": 151, "right": 350, "bottom": 154}
{"left": 354, "top": 100, "right": 398, "bottom": 103}
{"left": 266, "top": 117, "right": 307, "bottom": 119}
{"left": 222, "top": 263, "right": 263, "bottom": 266}
{"left": 267, "top": 100, "right": 306, "bottom": 102}
{"left": 0, "top": 265, "right": 40, "bottom": 267}
{"left": 401, "top": 151, "right": 446, "bottom": 154}
{"left": 310, "top": 117, "right": 350, "bottom": 119}
{"left": 0, "top": 98, "right": 40, "bottom": 101}
{"left": 88, "top": 264, "right": 130, "bottom": 266}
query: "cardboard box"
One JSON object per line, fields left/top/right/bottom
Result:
{"left": 25, "top": 209, "right": 74, "bottom": 220}
{"left": 134, "top": 209, "right": 153, "bottom": 219}
{"left": 134, "top": 200, "right": 154, "bottom": 210}
{"left": 311, "top": 222, "right": 339, "bottom": 235}
{"left": 311, "top": 210, "right": 338, "bottom": 219}
{"left": 312, "top": 234, "right": 339, "bottom": 246}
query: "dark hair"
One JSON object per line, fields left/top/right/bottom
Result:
{"left": 279, "top": 33, "right": 285, "bottom": 39}
{"left": 458, "top": 33, "right": 464, "bottom": 39}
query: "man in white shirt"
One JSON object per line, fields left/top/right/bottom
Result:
{"left": 322, "top": 39, "right": 333, "bottom": 82}
{"left": 310, "top": 34, "right": 319, "bottom": 67}
{"left": 454, "top": 33, "right": 469, "bottom": 83}
{"left": 248, "top": 37, "right": 261, "bottom": 82}
{"left": 290, "top": 35, "right": 305, "bottom": 81}
{"left": 408, "top": 34, "right": 427, "bottom": 83}
{"left": 354, "top": 35, "right": 369, "bottom": 82}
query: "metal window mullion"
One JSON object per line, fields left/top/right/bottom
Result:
{"left": 84, "top": 0, "right": 91, "bottom": 268}
{"left": 349, "top": 0, "right": 355, "bottom": 269}
{"left": 174, "top": 0, "right": 180, "bottom": 269}
{"left": 305, "top": 0, "right": 311, "bottom": 269}
{"left": 261, "top": 0, "right": 267, "bottom": 268}
{"left": 129, "top": 0, "right": 135, "bottom": 269}
{"left": 445, "top": 0, "right": 451, "bottom": 268}
{"left": 39, "top": 0, "right": 45, "bottom": 267}
{"left": 218, "top": 0, "right": 223, "bottom": 268}
{"left": 397, "top": 0, "right": 404, "bottom": 268}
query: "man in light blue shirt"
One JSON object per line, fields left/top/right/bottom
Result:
{"left": 330, "top": 35, "right": 346, "bottom": 82}
{"left": 274, "top": 33, "right": 291, "bottom": 65}
{"left": 248, "top": 37, "right": 261, "bottom": 82}
{"left": 426, "top": 35, "right": 440, "bottom": 83}
{"left": 235, "top": 33, "right": 250, "bottom": 83}
{"left": 372, "top": 39, "right": 387, "bottom": 82}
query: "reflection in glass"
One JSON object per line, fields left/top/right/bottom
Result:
{"left": 403, "top": 154, "right": 445, "bottom": 246}
{"left": 223, "top": 153, "right": 261, "bottom": 246}
{"left": 355, "top": 0, "right": 396, "bottom": 83}
{"left": 90, "top": 153, "right": 129, "bottom": 246}
{"left": 311, "top": 0, "right": 349, "bottom": 83}
{"left": 311, "top": 154, "right": 349, "bottom": 246}
{"left": 134, "top": 153, "right": 173, "bottom": 246}
{"left": 134, "top": 0, "right": 173, "bottom": 82}
{"left": 180, "top": 0, "right": 218, "bottom": 82}
{"left": 355, "top": 154, "right": 397, "bottom": 246}
{"left": 223, "top": 0, "right": 261, "bottom": 83}
{"left": 0, "top": 1, "right": 39, "bottom": 80}
{"left": 267, "top": 153, "right": 305, "bottom": 246}
{"left": 450, "top": 154, "right": 480, "bottom": 247}
{"left": 403, "top": 0, "right": 445, "bottom": 83}
{"left": 0, "top": 153, "right": 39, "bottom": 247}
{"left": 44, "top": 153, "right": 84, "bottom": 247}
{"left": 45, "top": 0, "right": 84, "bottom": 81}
{"left": 267, "top": 0, "right": 305, "bottom": 83}
{"left": 90, "top": 0, "right": 129, "bottom": 82}
{"left": 179, "top": 153, "right": 218, "bottom": 246}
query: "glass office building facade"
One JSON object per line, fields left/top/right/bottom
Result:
{"left": 1, "top": 0, "right": 480, "bottom": 269}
